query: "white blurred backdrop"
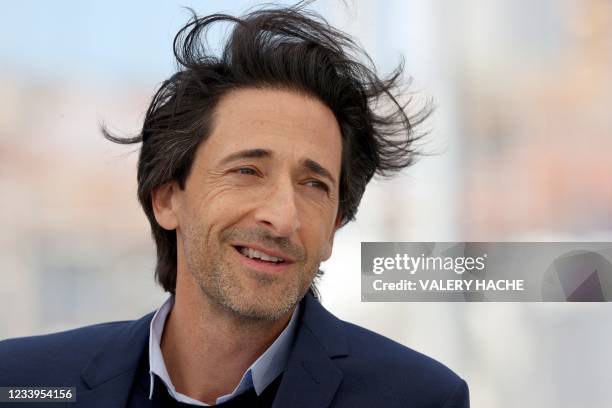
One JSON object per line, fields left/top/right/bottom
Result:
{"left": 1, "top": 1, "right": 612, "bottom": 407}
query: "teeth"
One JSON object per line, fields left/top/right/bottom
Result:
{"left": 239, "top": 247, "right": 284, "bottom": 263}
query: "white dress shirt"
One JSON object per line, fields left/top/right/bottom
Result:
{"left": 148, "top": 295, "right": 299, "bottom": 405}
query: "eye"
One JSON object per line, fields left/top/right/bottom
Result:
{"left": 233, "top": 167, "right": 257, "bottom": 176}
{"left": 305, "top": 179, "right": 330, "bottom": 192}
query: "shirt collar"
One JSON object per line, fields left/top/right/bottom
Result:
{"left": 148, "top": 295, "right": 300, "bottom": 405}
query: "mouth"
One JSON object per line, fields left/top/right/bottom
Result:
{"left": 232, "top": 244, "right": 294, "bottom": 273}
{"left": 233, "top": 245, "right": 288, "bottom": 263}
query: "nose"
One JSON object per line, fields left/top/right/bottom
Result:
{"left": 253, "top": 178, "right": 301, "bottom": 237}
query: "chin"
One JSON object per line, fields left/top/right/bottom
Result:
{"left": 222, "top": 280, "right": 303, "bottom": 321}
{"left": 224, "top": 297, "right": 296, "bottom": 321}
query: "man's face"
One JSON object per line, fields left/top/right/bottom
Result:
{"left": 169, "top": 88, "right": 342, "bottom": 321}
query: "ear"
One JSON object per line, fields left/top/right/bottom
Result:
{"left": 151, "top": 182, "right": 180, "bottom": 231}
{"left": 321, "top": 214, "right": 343, "bottom": 262}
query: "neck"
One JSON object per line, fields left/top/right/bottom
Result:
{"left": 160, "top": 270, "right": 294, "bottom": 405}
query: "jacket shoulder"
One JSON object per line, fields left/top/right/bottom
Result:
{"left": 337, "top": 320, "right": 468, "bottom": 407}
{"left": 0, "top": 320, "right": 132, "bottom": 385}
{"left": 341, "top": 320, "right": 461, "bottom": 380}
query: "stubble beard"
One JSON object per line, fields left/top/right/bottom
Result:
{"left": 184, "top": 226, "right": 317, "bottom": 322}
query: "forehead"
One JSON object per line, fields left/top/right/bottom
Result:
{"left": 201, "top": 88, "right": 342, "bottom": 172}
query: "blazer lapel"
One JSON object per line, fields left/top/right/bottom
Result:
{"left": 77, "top": 312, "right": 154, "bottom": 408}
{"left": 75, "top": 294, "right": 348, "bottom": 408}
{"left": 272, "top": 293, "right": 349, "bottom": 408}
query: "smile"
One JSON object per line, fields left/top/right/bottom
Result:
{"left": 232, "top": 244, "right": 295, "bottom": 274}
{"left": 236, "top": 246, "right": 285, "bottom": 263}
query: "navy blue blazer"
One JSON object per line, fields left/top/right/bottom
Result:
{"left": 0, "top": 293, "right": 469, "bottom": 407}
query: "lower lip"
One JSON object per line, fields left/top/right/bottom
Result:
{"left": 233, "top": 247, "right": 293, "bottom": 274}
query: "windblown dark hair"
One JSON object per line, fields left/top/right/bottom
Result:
{"left": 103, "top": 3, "right": 430, "bottom": 298}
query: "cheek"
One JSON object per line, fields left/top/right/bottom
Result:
{"left": 297, "top": 198, "right": 338, "bottom": 250}
{"left": 191, "top": 185, "right": 256, "bottom": 232}
{"left": 194, "top": 180, "right": 244, "bottom": 214}
{"left": 302, "top": 218, "right": 336, "bottom": 259}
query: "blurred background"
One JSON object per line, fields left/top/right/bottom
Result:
{"left": 1, "top": 1, "right": 611, "bottom": 407}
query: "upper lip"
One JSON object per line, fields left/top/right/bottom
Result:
{"left": 232, "top": 242, "right": 296, "bottom": 263}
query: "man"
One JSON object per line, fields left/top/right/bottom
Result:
{"left": 0, "top": 5, "right": 469, "bottom": 407}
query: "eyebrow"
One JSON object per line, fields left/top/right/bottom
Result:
{"left": 303, "top": 158, "right": 337, "bottom": 186}
{"left": 218, "top": 148, "right": 337, "bottom": 185}
{"left": 218, "top": 148, "right": 272, "bottom": 165}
